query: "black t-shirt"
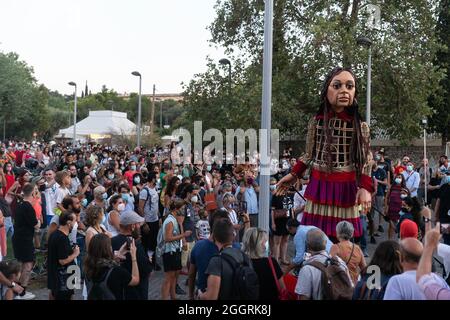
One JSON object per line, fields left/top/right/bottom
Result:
{"left": 110, "top": 234, "right": 152, "bottom": 300}
{"left": 47, "top": 229, "right": 75, "bottom": 291}
{"left": 13, "top": 201, "right": 37, "bottom": 240}
{"left": 251, "top": 257, "right": 283, "bottom": 300}
{"left": 90, "top": 266, "right": 132, "bottom": 300}
{"left": 205, "top": 247, "right": 244, "bottom": 300}
{"left": 438, "top": 183, "right": 450, "bottom": 223}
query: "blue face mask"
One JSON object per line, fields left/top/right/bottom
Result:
{"left": 81, "top": 199, "right": 88, "bottom": 207}
{"left": 265, "top": 241, "right": 270, "bottom": 257}
{"left": 121, "top": 193, "right": 129, "bottom": 202}
{"left": 102, "top": 193, "right": 108, "bottom": 200}
{"left": 206, "top": 165, "right": 212, "bottom": 172}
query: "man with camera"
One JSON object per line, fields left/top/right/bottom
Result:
{"left": 111, "top": 210, "right": 153, "bottom": 300}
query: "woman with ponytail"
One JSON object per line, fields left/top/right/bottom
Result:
{"left": 276, "top": 67, "right": 375, "bottom": 242}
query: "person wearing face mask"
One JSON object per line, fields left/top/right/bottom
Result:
{"left": 104, "top": 195, "right": 125, "bottom": 237}
{"left": 124, "top": 161, "right": 138, "bottom": 189}
{"left": 131, "top": 173, "right": 144, "bottom": 208}
{"left": 385, "top": 174, "right": 409, "bottom": 240}
{"left": 47, "top": 212, "right": 80, "bottom": 300}
{"left": 90, "top": 186, "right": 108, "bottom": 211}
{"left": 396, "top": 196, "right": 425, "bottom": 240}
{"left": 110, "top": 210, "right": 152, "bottom": 300}
{"left": 119, "top": 184, "right": 135, "bottom": 212}
{"left": 402, "top": 161, "right": 420, "bottom": 198}
{"left": 138, "top": 173, "right": 161, "bottom": 269}
{"left": 241, "top": 227, "right": 286, "bottom": 300}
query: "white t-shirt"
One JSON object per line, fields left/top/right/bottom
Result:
{"left": 383, "top": 270, "right": 426, "bottom": 300}
{"left": 44, "top": 182, "right": 59, "bottom": 217}
{"left": 438, "top": 243, "right": 450, "bottom": 280}
{"left": 55, "top": 186, "right": 71, "bottom": 205}
{"left": 70, "top": 177, "right": 81, "bottom": 195}
{"left": 293, "top": 187, "right": 307, "bottom": 223}
{"left": 402, "top": 171, "right": 420, "bottom": 197}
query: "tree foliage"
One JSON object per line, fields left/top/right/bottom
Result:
{"left": 183, "top": 0, "right": 445, "bottom": 143}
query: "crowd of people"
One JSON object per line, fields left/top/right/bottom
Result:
{"left": 0, "top": 140, "right": 449, "bottom": 300}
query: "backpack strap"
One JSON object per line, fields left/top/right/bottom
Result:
{"left": 345, "top": 243, "right": 355, "bottom": 266}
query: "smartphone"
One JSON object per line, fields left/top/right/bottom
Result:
{"left": 126, "top": 237, "right": 133, "bottom": 249}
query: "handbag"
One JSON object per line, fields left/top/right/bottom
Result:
{"left": 267, "top": 257, "right": 297, "bottom": 300}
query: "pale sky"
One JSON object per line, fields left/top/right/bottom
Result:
{"left": 0, "top": 0, "right": 226, "bottom": 95}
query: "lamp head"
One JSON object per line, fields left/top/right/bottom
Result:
{"left": 131, "top": 71, "right": 141, "bottom": 77}
{"left": 219, "top": 58, "right": 231, "bottom": 65}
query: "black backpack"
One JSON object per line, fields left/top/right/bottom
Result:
{"left": 219, "top": 251, "right": 259, "bottom": 300}
{"left": 86, "top": 268, "right": 116, "bottom": 300}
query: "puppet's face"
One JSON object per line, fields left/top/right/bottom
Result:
{"left": 326, "top": 71, "right": 356, "bottom": 110}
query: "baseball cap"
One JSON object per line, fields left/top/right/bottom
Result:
{"left": 400, "top": 219, "right": 418, "bottom": 240}
{"left": 119, "top": 210, "right": 144, "bottom": 225}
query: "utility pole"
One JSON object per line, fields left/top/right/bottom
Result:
{"left": 150, "top": 84, "right": 156, "bottom": 136}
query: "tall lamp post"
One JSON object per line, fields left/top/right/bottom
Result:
{"left": 68, "top": 82, "right": 77, "bottom": 147}
{"left": 131, "top": 71, "right": 142, "bottom": 147}
{"left": 422, "top": 118, "right": 428, "bottom": 205}
{"left": 258, "top": 0, "right": 274, "bottom": 232}
{"left": 219, "top": 58, "right": 232, "bottom": 94}
{"left": 357, "top": 36, "right": 373, "bottom": 126}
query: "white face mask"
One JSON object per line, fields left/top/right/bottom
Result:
{"left": 117, "top": 203, "right": 125, "bottom": 212}
{"left": 406, "top": 165, "right": 414, "bottom": 172}
{"left": 191, "top": 195, "right": 198, "bottom": 203}
{"left": 395, "top": 178, "right": 402, "bottom": 185}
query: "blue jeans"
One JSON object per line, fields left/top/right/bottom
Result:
{"left": 360, "top": 215, "right": 368, "bottom": 252}
{"left": 4, "top": 217, "right": 13, "bottom": 237}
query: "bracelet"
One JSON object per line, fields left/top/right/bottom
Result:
{"left": 131, "top": 259, "right": 137, "bottom": 262}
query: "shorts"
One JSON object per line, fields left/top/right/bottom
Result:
{"left": 163, "top": 251, "right": 182, "bottom": 272}
{"left": 181, "top": 241, "right": 195, "bottom": 267}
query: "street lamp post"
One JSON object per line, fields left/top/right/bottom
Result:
{"left": 219, "top": 58, "right": 232, "bottom": 94}
{"left": 258, "top": 0, "right": 274, "bottom": 232}
{"left": 131, "top": 71, "right": 142, "bottom": 147}
{"left": 68, "top": 82, "right": 77, "bottom": 147}
{"left": 357, "top": 36, "right": 373, "bottom": 126}
{"left": 422, "top": 118, "right": 428, "bottom": 205}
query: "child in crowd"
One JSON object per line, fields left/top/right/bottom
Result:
{"left": 195, "top": 209, "right": 210, "bottom": 240}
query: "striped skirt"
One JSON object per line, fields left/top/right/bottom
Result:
{"left": 301, "top": 169, "right": 362, "bottom": 238}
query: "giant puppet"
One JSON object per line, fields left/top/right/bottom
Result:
{"left": 277, "top": 67, "right": 374, "bottom": 240}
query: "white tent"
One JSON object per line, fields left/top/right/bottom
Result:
{"left": 56, "top": 110, "right": 136, "bottom": 141}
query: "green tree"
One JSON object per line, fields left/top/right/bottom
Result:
{"left": 183, "top": 0, "right": 443, "bottom": 143}
{"left": 428, "top": 0, "right": 450, "bottom": 147}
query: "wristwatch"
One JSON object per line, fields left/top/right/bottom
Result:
{"left": 8, "top": 281, "right": 16, "bottom": 289}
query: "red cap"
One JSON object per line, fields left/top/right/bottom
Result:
{"left": 400, "top": 219, "right": 418, "bottom": 240}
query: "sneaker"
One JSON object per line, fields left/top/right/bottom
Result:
{"left": 176, "top": 284, "right": 186, "bottom": 295}
{"left": 15, "top": 292, "right": 36, "bottom": 300}
{"left": 378, "top": 225, "right": 384, "bottom": 233}
{"left": 370, "top": 236, "right": 376, "bottom": 244}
